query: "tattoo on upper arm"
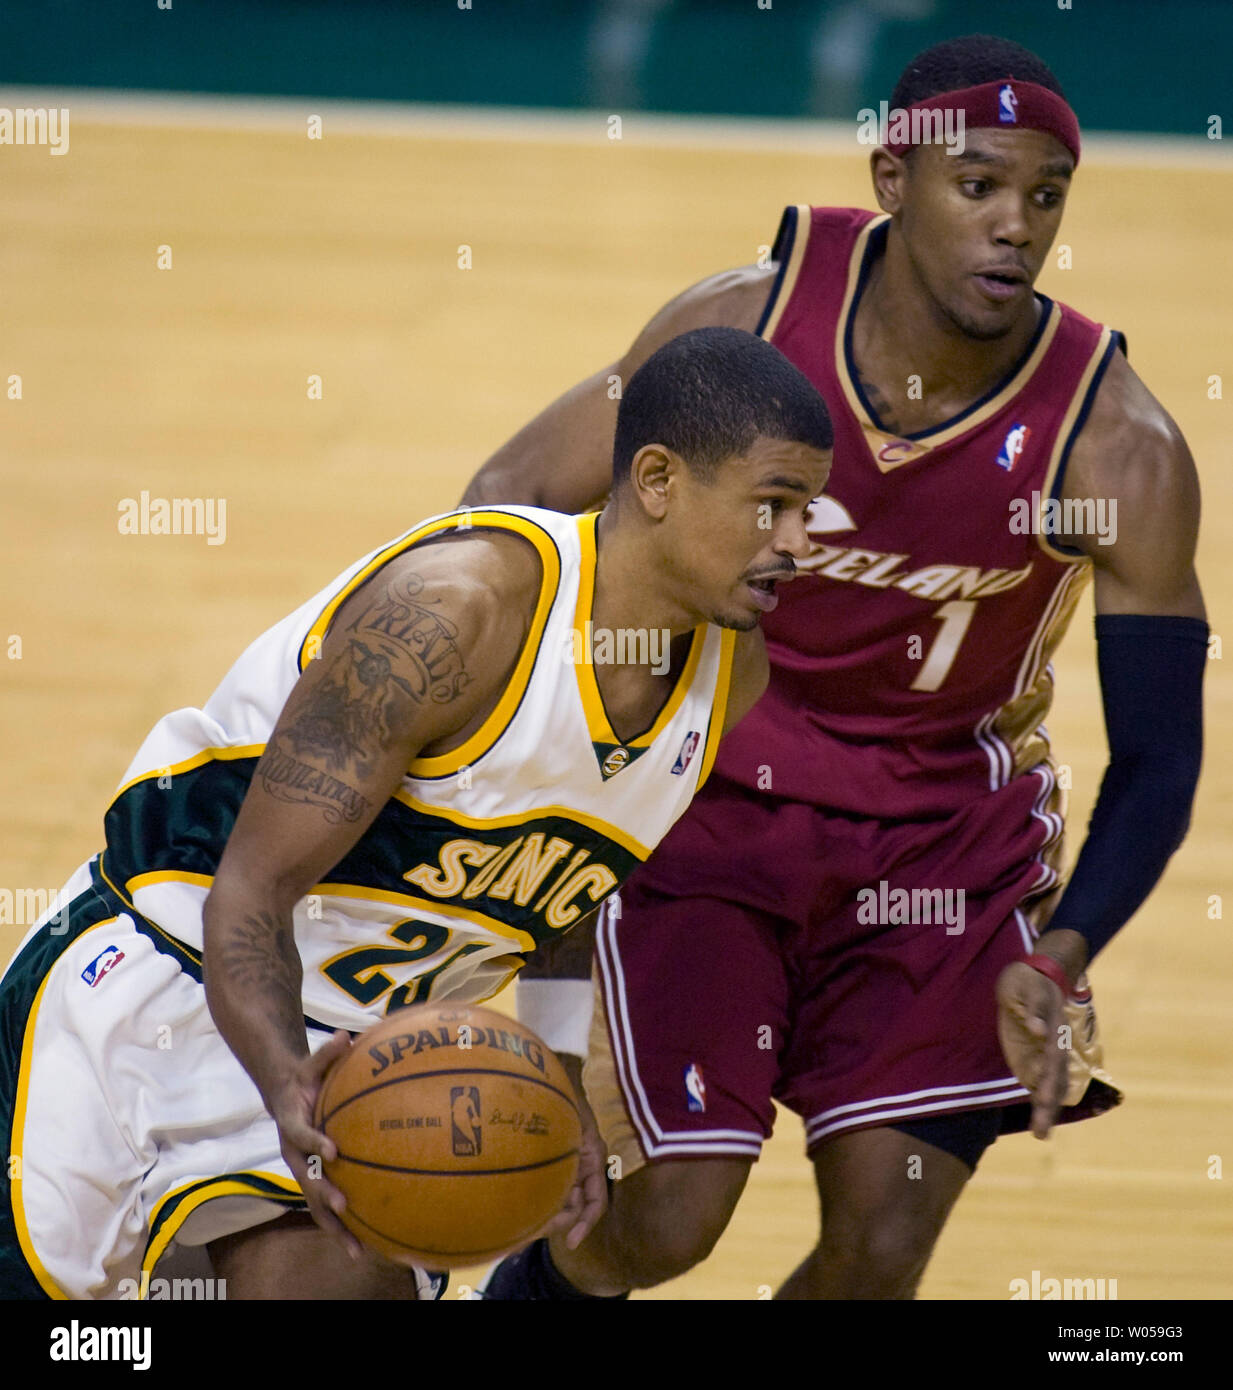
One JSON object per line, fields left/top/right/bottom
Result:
{"left": 259, "top": 737, "right": 371, "bottom": 824}
{"left": 256, "top": 571, "right": 475, "bottom": 823}
{"left": 352, "top": 574, "right": 473, "bottom": 707}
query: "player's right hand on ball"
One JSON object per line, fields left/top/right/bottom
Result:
{"left": 536, "top": 1087, "right": 608, "bottom": 1251}
{"left": 268, "top": 1029, "right": 365, "bottom": 1260}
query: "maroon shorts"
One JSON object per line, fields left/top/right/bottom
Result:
{"left": 587, "top": 770, "right": 1118, "bottom": 1167}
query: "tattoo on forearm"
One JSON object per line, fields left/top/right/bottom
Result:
{"left": 218, "top": 910, "right": 305, "bottom": 1040}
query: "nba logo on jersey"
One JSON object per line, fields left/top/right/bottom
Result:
{"left": 998, "top": 84, "right": 1019, "bottom": 123}
{"left": 997, "top": 423, "right": 1031, "bottom": 471}
{"left": 450, "top": 1086, "right": 482, "bottom": 1156}
{"left": 671, "top": 731, "right": 701, "bottom": 776}
{"left": 81, "top": 944, "right": 124, "bottom": 987}
{"left": 684, "top": 1062, "right": 707, "bottom": 1113}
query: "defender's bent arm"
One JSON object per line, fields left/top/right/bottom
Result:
{"left": 1035, "top": 350, "right": 1205, "bottom": 983}
{"left": 460, "top": 266, "right": 775, "bottom": 512}
{"left": 998, "top": 353, "right": 1206, "bottom": 1137}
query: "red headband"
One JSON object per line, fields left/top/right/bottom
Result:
{"left": 884, "top": 79, "right": 1081, "bottom": 167}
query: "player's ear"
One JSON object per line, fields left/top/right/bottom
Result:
{"left": 629, "top": 444, "right": 675, "bottom": 520}
{"left": 870, "top": 148, "right": 908, "bottom": 216}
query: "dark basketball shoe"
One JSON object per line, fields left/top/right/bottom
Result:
{"left": 477, "top": 1239, "right": 628, "bottom": 1300}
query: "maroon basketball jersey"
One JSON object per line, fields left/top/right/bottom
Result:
{"left": 715, "top": 206, "right": 1125, "bottom": 821}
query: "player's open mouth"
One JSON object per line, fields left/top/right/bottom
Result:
{"left": 746, "top": 578, "right": 780, "bottom": 612}
{"left": 973, "top": 271, "right": 1026, "bottom": 302}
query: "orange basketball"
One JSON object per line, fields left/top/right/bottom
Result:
{"left": 313, "top": 1002, "right": 581, "bottom": 1268}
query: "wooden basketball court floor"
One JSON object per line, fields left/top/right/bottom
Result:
{"left": 1, "top": 93, "right": 1229, "bottom": 1300}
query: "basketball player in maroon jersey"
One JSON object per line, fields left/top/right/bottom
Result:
{"left": 469, "top": 36, "right": 1207, "bottom": 1299}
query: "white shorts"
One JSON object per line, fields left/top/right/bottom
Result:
{"left": 0, "top": 856, "right": 442, "bottom": 1300}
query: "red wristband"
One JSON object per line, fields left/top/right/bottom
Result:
{"left": 1026, "top": 954, "right": 1072, "bottom": 995}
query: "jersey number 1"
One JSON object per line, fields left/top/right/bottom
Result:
{"left": 911, "top": 600, "right": 977, "bottom": 692}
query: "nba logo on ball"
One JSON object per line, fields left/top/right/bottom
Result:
{"left": 450, "top": 1086, "right": 482, "bottom": 1156}
{"left": 684, "top": 1063, "right": 707, "bottom": 1113}
{"left": 671, "top": 731, "right": 701, "bottom": 776}
{"left": 998, "top": 84, "right": 1018, "bottom": 123}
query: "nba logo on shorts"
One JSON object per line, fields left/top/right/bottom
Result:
{"left": 81, "top": 944, "right": 125, "bottom": 987}
{"left": 684, "top": 1062, "right": 707, "bottom": 1113}
{"left": 997, "top": 423, "right": 1030, "bottom": 472}
{"left": 450, "top": 1086, "right": 482, "bottom": 1156}
{"left": 998, "top": 84, "right": 1018, "bottom": 123}
{"left": 671, "top": 731, "right": 701, "bottom": 776}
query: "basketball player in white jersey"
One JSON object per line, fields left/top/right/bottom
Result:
{"left": 0, "top": 328, "right": 831, "bottom": 1300}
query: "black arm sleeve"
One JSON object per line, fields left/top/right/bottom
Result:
{"left": 1045, "top": 613, "right": 1207, "bottom": 959}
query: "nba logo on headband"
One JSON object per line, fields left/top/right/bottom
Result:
{"left": 882, "top": 79, "right": 1081, "bottom": 169}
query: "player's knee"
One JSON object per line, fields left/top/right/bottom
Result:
{"left": 819, "top": 1209, "right": 936, "bottom": 1297}
{"left": 605, "top": 1158, "right": 748, "bottom": 1287}
{"left": 209, "top": 1213, "right": 421, "bottom": 1300}
{"left": 616, "top": 1220, "right": 721, "bottom": 1288}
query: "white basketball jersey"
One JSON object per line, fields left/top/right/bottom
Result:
{"left": 100, "top": 506, "right": 736, "bottom": 1032}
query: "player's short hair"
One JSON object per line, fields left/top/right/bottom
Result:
{"left": 611, "top": 326, "right": 832, "bottom": 491}
{"left": 891, "top": 34, "right": 1067, "bottom": 110}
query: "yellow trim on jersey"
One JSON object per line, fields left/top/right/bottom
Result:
{"left": 695, "top": 629, "right": 738, "bottom": 791}
{"left": 757, "top": 204, "right": 813, "bottom": 342}
{"left": 393, "top": 788, "right": 653, "bottom": 862}
{"left": 309, "top": 882, "right": 541, "bottom": 950}
{"left": 405, "top": 512, "right": 563, "bottom": 779}
{"left": 96, "top": 856, "right": 205, "bottom": 964}
{"left": 571, "top": 513, "right": 704, "bottom": 750}
{"left": 122, "top": 861, "right": 565, "bottom": 952}
{"left": 110, "top": 743, "right": 266, "bottom": 805}
{"left": 1034, "top": 325, "right": 1115, "bottom": 563}
{"left": 296, "top": 509, "right": 551, "bottom": 672}
{"left": 142, "top": 1171, "right": 304, "bottom": 1287}
{"left": 110, "top": 808, "right": 647, "bottom": 955}
{"left": 11, "top": 918, "right": 120, "bottom": 1300}
{"left": 833, "top": 215, "right": 1062, "bottom": 465}
{"left": 128, "top": 869, "right": 214, "bottom": 894}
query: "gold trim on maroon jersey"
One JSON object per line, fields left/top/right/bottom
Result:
{"left": 993, "top": 560, "right": 1093, "bottom": 781}
{"left": 758, "top": 203, "right": 813, "bottom": 343}
{"left": 1035, "top": 325, "right": 1118, "bottom": 563}
{"left": 832, "top": 215, "right": 1063, "bottom": 472}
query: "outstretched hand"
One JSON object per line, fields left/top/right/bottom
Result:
{"left": 996, "top": 962, "right": 1069, "bottom": 1140}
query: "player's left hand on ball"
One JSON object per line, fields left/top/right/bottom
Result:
{"left": 537, "top": 1091, "right": 608, "bottom": 1251}
{"left": 269, "top": 1029, "right": 364, "bottom": 1260}
{"left": 996, "top": 962, "right": 1069, "bottom": 1141}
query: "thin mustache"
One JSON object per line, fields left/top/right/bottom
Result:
{"left": 745, "top": 564, "right": 797, "bottom": 582}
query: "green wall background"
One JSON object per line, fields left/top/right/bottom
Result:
{"left": 0, "top": 1, "right": 1226, "bottom": 136}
